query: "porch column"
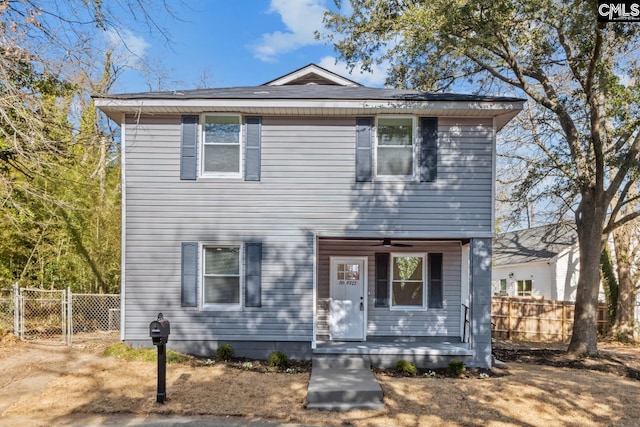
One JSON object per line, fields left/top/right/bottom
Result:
{"left": 312, "top": 232, "right": 318, "bottom": 350}
{"left": 469, "top": 238, "right": 492, "bottom": 368}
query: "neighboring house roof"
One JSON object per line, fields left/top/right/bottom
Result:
{"left": 493, "top": 223, "right": 578, "bottom": 266}
{"left": 94, "top": 63, "right": 525, "bottom": 129}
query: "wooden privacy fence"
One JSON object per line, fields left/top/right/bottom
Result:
{"left": 491, "top": 297, "right": 609, "bottom": 342}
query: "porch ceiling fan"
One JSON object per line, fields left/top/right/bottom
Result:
{"left": 371, "top": 238, "right": 413, "bottom": 248}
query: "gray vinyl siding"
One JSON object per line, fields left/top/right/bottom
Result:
{"left": 316, "top": 240, "right": 462, "bottom": 339}
{"left": 470, "top": 238, "right": 493, "bottom": 368}
{"left": 122, "top": 115, "right": 494, "bottom": 344}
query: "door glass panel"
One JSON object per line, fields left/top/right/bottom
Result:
{"left": 346, "top": 263, "right": 360, "bottom": 280}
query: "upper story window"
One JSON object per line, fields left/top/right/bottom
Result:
{"left": 203, "top": 114, "right": 242, "bottom": 176}
{"left": 376, "top": 117, "right": 416, "bottom": 179}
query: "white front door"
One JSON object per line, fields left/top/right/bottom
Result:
{"left": 329, "top": 257, "right": 367, "bottom": 341}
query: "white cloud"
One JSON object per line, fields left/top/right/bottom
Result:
{"left": 251, "top": 0, "right": 327, "bottom": 62}
{"left": 318, "top": 56, "right": 389, "bottom": 87}
{"left": 105, "top": 28, "right": 150, "bottom": 69}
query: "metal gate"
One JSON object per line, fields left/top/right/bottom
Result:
{"left": 8, "top": 286, "right": 121, "bottom": 345}
{"left": 18, "top": 288, "right": 67, "bottom": 343}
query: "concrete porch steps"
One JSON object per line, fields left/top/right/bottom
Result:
{"left": 306, "top": 356, "right": 384, "bottom": 411}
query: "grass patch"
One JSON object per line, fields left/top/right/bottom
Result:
{"left": 103, "top": 343, "right": 190, "bottom": 364}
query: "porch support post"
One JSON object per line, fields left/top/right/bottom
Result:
{"left": 469, "top": 238, "right": 492, "bottom": 368}
{"left": 311, "top": 232, "right": 318, "bottom": 350}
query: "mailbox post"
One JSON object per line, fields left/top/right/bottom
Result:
{"left": 149, "top": 313, "right": 170, "bottom": 403}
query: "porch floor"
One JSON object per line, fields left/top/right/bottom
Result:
{"left": 314, "top": 338, "right": 472, "bottom": 357}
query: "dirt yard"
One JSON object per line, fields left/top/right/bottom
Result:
{"left": 1, "top": 334, "right": 640, "bottom": 426}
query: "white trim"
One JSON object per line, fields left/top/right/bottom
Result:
{"left": 95, "top": 99, "right": 524, "bottom": 130}
{"left": 374, "top": 115, "right": 418, "bottom": 181}
{"left": 515, "top": 279, "right": 534, "bottom": 297}
{"left": 315, "top": 230, "right": 493, "bottom": 239}
{"left": 389, "top": 252, "right": 428, "bottom": 311}
{"left": 460, "top": 243, "right": 470, "bottom": 342}
{"left": 200, "top": 113, "right": 243, "bottom": 179}
{"left": 312, "top": 232, "right": 318, "bottom": 349}
{"left": 491, "top": 117, "right": 497, "bottom": 235}
{"left": 200, "top": 243, "right": 243, "bottom": 311}
{"left": 329, "top": 256, "right": 368, "bottom": 341}
{"left": 266, "top": 64, "right": 360, "bottom": 87}
{"left": 120, "top": 113, "right": 127, "bottom": 341}
{"left": 494, "top": 260, "right": 556, "bottom": 269}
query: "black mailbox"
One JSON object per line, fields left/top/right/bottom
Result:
{"left": 149, "top": 313, "right": 170, "bottom": 345}
{"left": 149, "top": 312, "right": 170, "bottom": 404}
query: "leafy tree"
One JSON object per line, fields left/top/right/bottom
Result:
{"left": 322, "top": 0, "right": 640, "bottom": 356}
{"left": 0, "top": 53, "right": 121, "bottom": 293}
{"left": 0, "top": 1, "right": 178, "bottom": 292}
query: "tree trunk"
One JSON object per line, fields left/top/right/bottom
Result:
{"left": 568, "top": 190, "right": 606, "bottom": 356}
{"left": 600, "top": 246, "right": 618, "bottom": 326}
{"left": 612, "top": 222, "right": 637, "bottom": 341}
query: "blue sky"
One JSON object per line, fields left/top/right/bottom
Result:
{"left": 107, "top": 0, "right": 389, "bottom": 93}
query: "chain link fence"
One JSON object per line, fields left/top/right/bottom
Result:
{"left": 0, "top": 288, "right": 14, "bottom": 333}
{"left": 69, "top": 293, "right": 120, "bottom": 343}
{"left": 0, "top": 286, "right": 120, "bottom": 345}
{"left": 20, "top": 288, "right": 66, "bottom": 342}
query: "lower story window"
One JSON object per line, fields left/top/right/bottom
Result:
{"left": 499, "top": 279, "right": 508, "bottom": 295}
{"left": 516, "top": 279, "right": 532, "bottom": 296}
{"left": 203, "top": 246, "right": 241, "bottom": 306}
{"left": 391, "top": 254, "right": 425, "bottom": 308}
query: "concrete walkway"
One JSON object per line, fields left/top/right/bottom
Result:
{"left": 305, "top": 356, "right": 384, "bottom": 411}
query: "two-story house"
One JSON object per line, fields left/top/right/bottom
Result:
{"left": 95, "top": 64, "right": 524, "bottom": 368}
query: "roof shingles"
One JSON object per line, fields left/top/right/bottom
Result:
{"left": 101, "top": 84, "right": 525, "bottom": 103}
{"left": 493, "top": 223, "right": 578, "bottom": 266}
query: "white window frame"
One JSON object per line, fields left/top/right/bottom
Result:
{"left": 201, "top": 243, "right": 243, "bottom": 311}
{"left": 201, "top": 113, "right": 243, "bottom": 178}
{"left": 516, "top": 279, "right": 533, "bottom": 297}
{"left": 389, "top": 252, "right": 427, "bottom": 310}
{"left": 374, "top": 115, "right": 418, "bottom": 181}
{"left": 499, "top": 278, "right": 508, "bottom": 295}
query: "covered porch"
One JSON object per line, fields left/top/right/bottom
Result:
{"left": 314, "top": 237, "right": 470, "bottom": 340}
{"left": 312, "top": 236, "right": 494, "bottom": 368}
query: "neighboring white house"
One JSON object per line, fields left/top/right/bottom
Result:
{"left": 492, "top": 223, "right": 579, "bottom": 301}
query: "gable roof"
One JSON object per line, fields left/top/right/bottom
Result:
{"left": 264, "top": 63, "right": 362, "bottom": 87}
{"left": 493, "top": 223, "right": 578, "bottom": 266}
{"left": 94, "top": 64, "right": 525, "bottom": 129}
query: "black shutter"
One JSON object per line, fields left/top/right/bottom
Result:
{"left": 245, "top": 242, "right": 262, "bottom": 307}
{"left": 245, "top": 117, "right": 262, "bottom": 181}
{"left": 355, "top": 117, "right": 373, "bottom": 182}
{"left": 375, "top": 252, "right": 390, "bottom": 307}
{"left": 428, "top": 253, "right": 443, "bottom": 308}
{"left": 180, "top": 115, "right": 199, "bottom": 180}
{"left": 181, "top": 242, "right": 198, "bottom": 307}
{"left": 420, "top": 117, "right": 438, "bottom": 182}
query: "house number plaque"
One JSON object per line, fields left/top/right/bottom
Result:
{"left": 338, "top": 280, "right": 358, "bottom": 286}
